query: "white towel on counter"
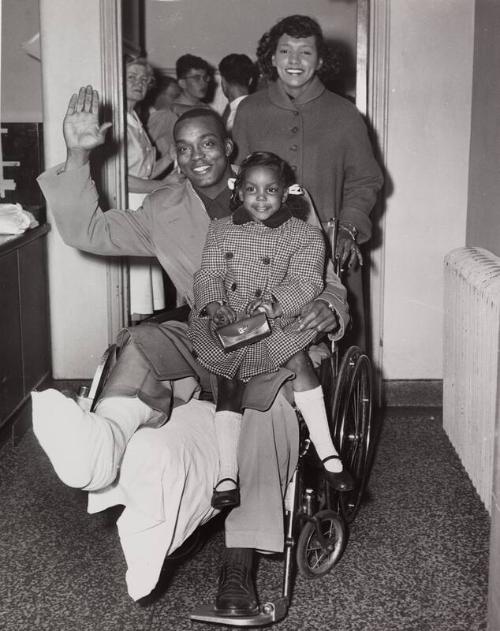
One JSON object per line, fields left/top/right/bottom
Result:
{"left": 0, "top": 203, "right": 38, "bottom": 234}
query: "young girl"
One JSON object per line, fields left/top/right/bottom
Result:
{"left": 188, "top": 152, "right": 354, "bottom": 510}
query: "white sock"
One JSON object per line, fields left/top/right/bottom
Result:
{"left": 214, "top": 410, "right": 242, "bottom": 491}
{"left": 32, "top": 390, "right": 155, "bottom": 490}
{"left": 293, "top": 386, "right": 342, "bottom": 473}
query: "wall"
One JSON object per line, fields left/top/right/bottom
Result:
{"left": 466, "top": 0, "right": 500, "bottom": 257}
{"left": 144, "top": 0, "right": 356, "bottom": 73}
{"left": 39, "top": 0, "right": 111, "bottom": 378}
{"left": 1, "top": 0, "right": 42, "bottom": 122}
{"left": 381, "top": 0, "right": 474, "bottom": 379}
{"left": 467, "top": 1, "right": 500, "bottom": 627}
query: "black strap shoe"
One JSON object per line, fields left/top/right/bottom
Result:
{"left": 322, "top": 455, "right": 355, "bottom": 492}
{"left": 215, "top": 548, "right": 259, "bottom": 615}
{"left": 211, "top": 478, "right": 240, "bottom": 510}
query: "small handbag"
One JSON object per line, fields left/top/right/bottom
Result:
{"left": 216, "top": 312, "right": 271, "bottom": 352}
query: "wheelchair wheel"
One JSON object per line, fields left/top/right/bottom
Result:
{"left": 334, "top": 352, "right": 373, "bottom": 523}
{"left": 296, "top": 510, "right": 346, "bottom": 578}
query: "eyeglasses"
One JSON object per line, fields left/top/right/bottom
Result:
{"left": 183, "top": 73, "right": 210, "bottom": 83}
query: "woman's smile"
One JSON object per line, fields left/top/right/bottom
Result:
{"left": 272, "top": 34, "right": 322, "bottom": 98}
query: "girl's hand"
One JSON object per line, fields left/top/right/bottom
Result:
{"left": 246, "top": 298, "right": 283, "bottom": 319}
{"left": 205, "top": 302, "right": 237, "bottom": 327}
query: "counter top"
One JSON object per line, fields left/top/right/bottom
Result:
{"left": 0, "top": 223, "right": 50, "bottom": 255}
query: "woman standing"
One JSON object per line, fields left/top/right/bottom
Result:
{"left": 125, "top": 57, "right": 173, "bottom": 320}
{"left": 232, "top": 15, "right": 383, "bottom": 349}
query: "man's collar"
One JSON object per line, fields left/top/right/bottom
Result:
{"left": 230, "top": 95, "right": 247, "bottom": 111}
{"left": 191, "top": 167, "right": 236, "bottom": 201}
{"left": 268, "top": 76, "right": 325, "bottom": 109}
{"left": 195, "top": 185, "right": 232, "bottom": 220}
{"left": 233, "top": 204, "right": 292, "bottom": 228}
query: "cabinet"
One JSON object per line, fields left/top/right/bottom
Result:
{"left": 0, "top": 224, "right": 51, "bottom": 432}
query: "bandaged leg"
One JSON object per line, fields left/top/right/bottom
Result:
{"left": 294, "top": 386, "right": 342, "bottom": 473}
{"left": 32, "top": 390, "right": 159, "bottom": 490}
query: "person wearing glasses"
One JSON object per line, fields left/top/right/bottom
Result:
{"left": 173, "top": 54, "right": 214, "bottom": 116}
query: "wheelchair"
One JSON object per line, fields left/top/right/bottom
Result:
{"left": 85, "top": 224, "right": 375, "bottom": 628}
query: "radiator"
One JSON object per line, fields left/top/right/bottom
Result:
{"left": 443, "top": 247, "right": 500, "bottom": 512}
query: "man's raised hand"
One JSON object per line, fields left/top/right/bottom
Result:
{"left": 63, "top": 86, "right": 112, "bottom": 168}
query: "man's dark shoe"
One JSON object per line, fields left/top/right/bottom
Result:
{"left": 215, "top": 548, "right": 259, "bottom": 615}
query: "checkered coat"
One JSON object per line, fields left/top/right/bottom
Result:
{"left": 189, "top": 207, "right": 325, "bottom": 380}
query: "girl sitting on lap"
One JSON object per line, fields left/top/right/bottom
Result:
{"left": 188, "top": 151, "right": 354, "bottom": 509}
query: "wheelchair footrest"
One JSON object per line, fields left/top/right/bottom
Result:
{"left": 190, "top": 597, "right": 288, "bottom": 627}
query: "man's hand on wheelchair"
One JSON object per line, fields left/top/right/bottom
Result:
{"left": 336, "top": 229, "right": 363, "bottom": 271}
{"left": 206, "top": 301, "right": 237, "bottom": 327}
{"left": 298, "top": 299, "right": 339, "bottom": 335}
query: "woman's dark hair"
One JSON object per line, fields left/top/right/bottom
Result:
{"left": 230, "top": 151, "right": 308, "bottom": 219}
{"left": 256, "top": 14, "right": 332, "bottom": 82}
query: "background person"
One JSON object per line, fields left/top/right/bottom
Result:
{"left": 147, "top": 75, "right": 180, "bottom": 159}
{"left": 172, "top": 54, "right": 213, "bottom": 116}
{"left": 151, "top": 74, "right": 181, "bottom": 110}
{"left": 218, "top": 53, "right": 258, "bottom": 132}
{"left": 125, "top": 56, "right": 173, "bottom": 319}
{"left": 232, "top": 14, "right": 384, "bottom": 350}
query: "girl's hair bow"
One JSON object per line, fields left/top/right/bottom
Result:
{"left": 287, "top": 184, "right": 303, "bottom": 195}
{"left": 227, "top": 178, "right": 303, "bottom": 196}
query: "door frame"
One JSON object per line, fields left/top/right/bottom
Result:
{"left": 100, "top": 0, "right": 129, "bottom": 337}
{"left": 361, "top": 0, "right": 390, "bottom": 404}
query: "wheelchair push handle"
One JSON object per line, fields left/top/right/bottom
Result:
{"left": 326, "top": 218, "right": 341, "bottom": 277}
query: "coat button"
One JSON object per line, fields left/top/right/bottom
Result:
{"left": 291, "top": 126, "right": 299, "bottom": 134}
{"left": 291, "top": 165, "right": 297, "bottom": 171}
{"left": 255, "top": 289, "right": 262, "bottom": 297}
{"left": 225, "top": 252, "right": 234, "bottom": 259}
{"left": 231, "top": 282, "right": 237, "bottom": 291}
{"left": 290, "top": 144, "right": 298, "bottom": 151}
{"left": 262, "top": 256, "right": 271, "bottom": 265}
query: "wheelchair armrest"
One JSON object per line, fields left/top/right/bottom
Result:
{"left": 141, "top": 304, "right": 191, "bottom": 324}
